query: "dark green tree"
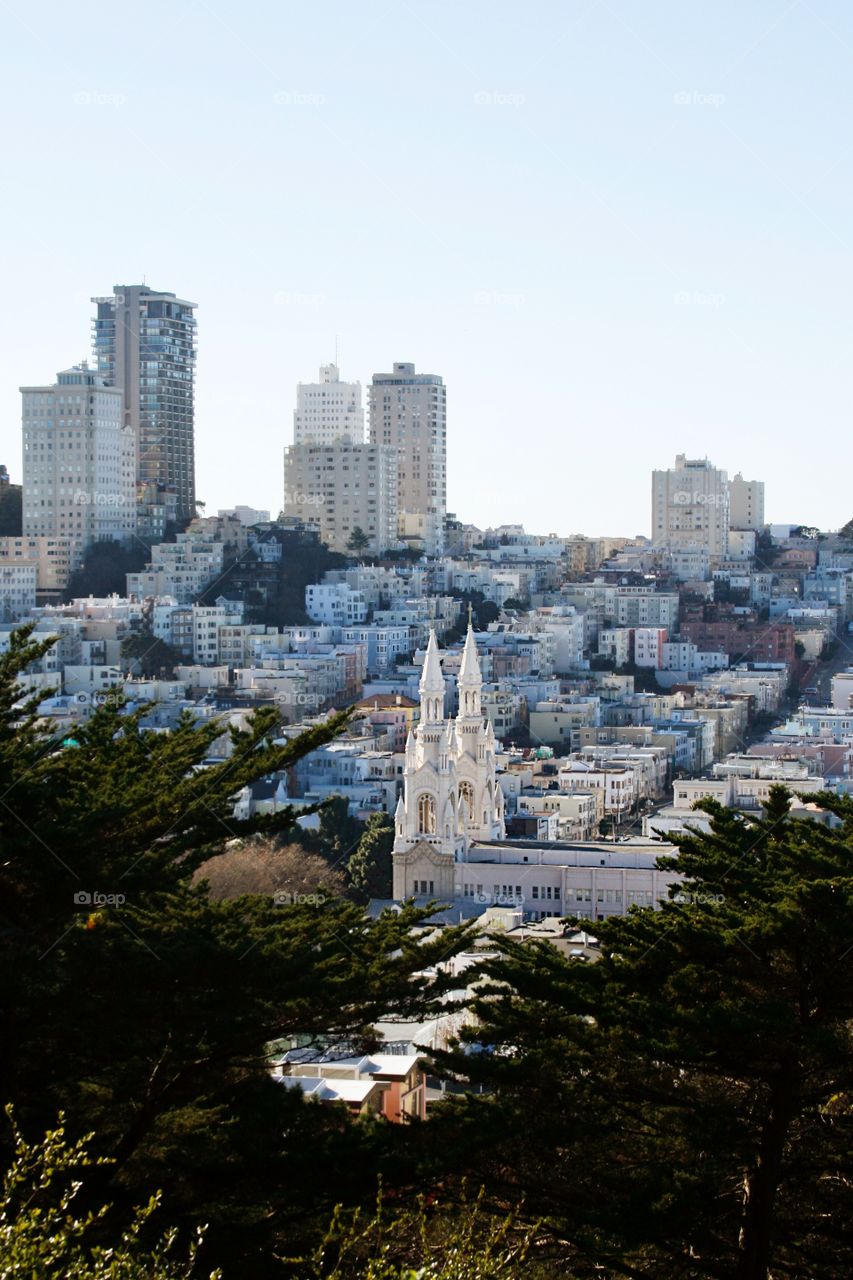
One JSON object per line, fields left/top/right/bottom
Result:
{"left": 0, "top": 484, "right": 22, "bottom": 536}
{"left": 346, "top": 813, "right": 395, "bottom": 900}
{"left": 346, "top": 527, "right": 370, "bottom": 555}
{"left": 64, "top": 540, "right": 149, "bottom": 601}
{"left": 431, "top": 787, "right": 853, "bottom": 1280}
{"left": 120, "top": 632, "right": 182, "bottom": 677}
{"left": 0, "top": 626, "right": 474, "bottom": 1274}
{"left": 444, "top": 593, "right": 498, "bottom": 642}
{"left": 294, "top": 794, "right": 363, "bottom": 869}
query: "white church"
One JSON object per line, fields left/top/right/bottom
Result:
{"left": 392, "top": 624, "right": 505, "bottom": 901}
{"left": 391, "top": 625, "right": 682, "bottom": 920}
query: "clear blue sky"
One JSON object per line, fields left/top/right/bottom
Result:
{"left": 2, "top": 0, "right": 852, "bottom": 535}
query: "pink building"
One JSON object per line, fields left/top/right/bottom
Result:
{"left": 354, "top": 694, "right": 419, "bottom": 752}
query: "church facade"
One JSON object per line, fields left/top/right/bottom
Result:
{"left": 392, "top": 625, "right": 505, "bottom": 900}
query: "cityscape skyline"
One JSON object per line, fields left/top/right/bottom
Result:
{"left": 4, "top": 7, "right": 853, "bottom": 1273}
{"left": 3, "top": 1, "right": 853, "bottom": 535}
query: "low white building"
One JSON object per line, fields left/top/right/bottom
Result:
{"left": 416, "top": 838, "right": 681, "bottom": 922}
{"left": 598, "top": 628, "right": 632, "bottom": 666}
{"left": 0, "top": 563, "right": 37, "bottom": 621}
{"left": 192, "top": 600, "right": 245, "bottom": 665}
{"left": 831, "top": 669, "right": 853, "bottom": 711}
{"left": 558, "top": 760, "right": 639, "bottom": 816}
{"left": 305, "top": 582, "right": 368, "bottom": 626}
{"left": 634, "top": 627, "right": 667, "bottom": 668}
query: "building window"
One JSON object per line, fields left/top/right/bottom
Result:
{"left": 417, "top": 793, "right": 436, "bottom": 834}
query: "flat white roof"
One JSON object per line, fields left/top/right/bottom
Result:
{"left": 277, "top": 1075, "right": 383, "bottom": 1104}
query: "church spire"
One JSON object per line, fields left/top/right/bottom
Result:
{"left": 419, "top": 629, "right": 445, "bottom": 725}
{"left": 457, "top": 622, "right": 482, "bottom": 719}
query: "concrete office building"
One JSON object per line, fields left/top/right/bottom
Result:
{"left": 652, "top": 454, "right": 730, "bottom": 557}
{"left": 369, "top": 362, "right": 446, "bottom": 556}
{"left": 21, "top": 365, "right": 135, "bottom": 569}
{"left": 284, "top": 440, "right": 398, "bottom": 555}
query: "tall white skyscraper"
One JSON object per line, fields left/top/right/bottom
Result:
{"left": 651, "top": 455, "right": 730, "bottom": 558}
{"left": 293, "top": 363, "right": 364, "bottom": 446}
{"left": 21, "top": 364, "right": 136, "bottom": 568}
{"left": 368, "top": 362, "right": 446, "bottom": 556}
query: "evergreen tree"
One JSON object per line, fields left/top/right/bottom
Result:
{"left": 120, "top": 632, "right": 182, "bottom": 677}
{"left": 0, "top": 485, "right": 22, "bottom": 537}
{"left": 347, "top": 814, "right": 395, "bottom": 900}
{"left": 431, "top": 787, "right": 853, "bottom": 1280}
{"left": 0, "top": 626, "right": 474, "bottom": 1273}
{"left": 64, "top": 540, "right": 149, "bottom": 601}
{"left": 346, "top": 527, "right": 370, "bottom": 555}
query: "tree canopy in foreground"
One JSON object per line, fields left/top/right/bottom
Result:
{"left": 430, "top": 787, "right": 853, "bottom": 1280}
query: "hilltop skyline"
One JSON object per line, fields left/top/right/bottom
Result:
{"left": 3, "top": 1, "right": 853, "bottom": 532}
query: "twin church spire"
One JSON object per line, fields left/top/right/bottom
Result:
{"left": 393, "top": 623, "right": 505, "bottom": 898}
{"left": 419, "top": 620, "right": 483, "bottom": 722}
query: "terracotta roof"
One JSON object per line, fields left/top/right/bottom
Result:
{"left": 354, "top": 694, "right": 418, "bottom": 709}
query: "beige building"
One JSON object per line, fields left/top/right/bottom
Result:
{"left": 283, "top": 440, "right": 398, "bottom": 555}
{"left": 728, "top": 472, "right": 765, "bottom": 531}
{"left": 517, "top": 790, "right": 601, "bottom": 839}
{"left": 652, "top": 454, "right": 730, "bottom": 557}
{"left": 21, "top": 365, "right": 136, "bottom": 569}
{"left": 369, "top": 362, "right": 446, "bottom": 556}
{"left": 0, "top": 536, "right": 73, "bottom": 599}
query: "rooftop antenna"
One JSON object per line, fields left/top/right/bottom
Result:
{"left": 335, "top": 335, "right": 339, "bottom": 368}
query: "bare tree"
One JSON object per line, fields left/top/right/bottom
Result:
{"left": 194, "top": 838, "right": 346, "bottom": 901}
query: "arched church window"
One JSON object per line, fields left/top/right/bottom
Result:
{"left": 417, "top": 793, "right": 436, "bottom": 834}
{"left": 458, "top": 780, "right": 474, "bottom": 818}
